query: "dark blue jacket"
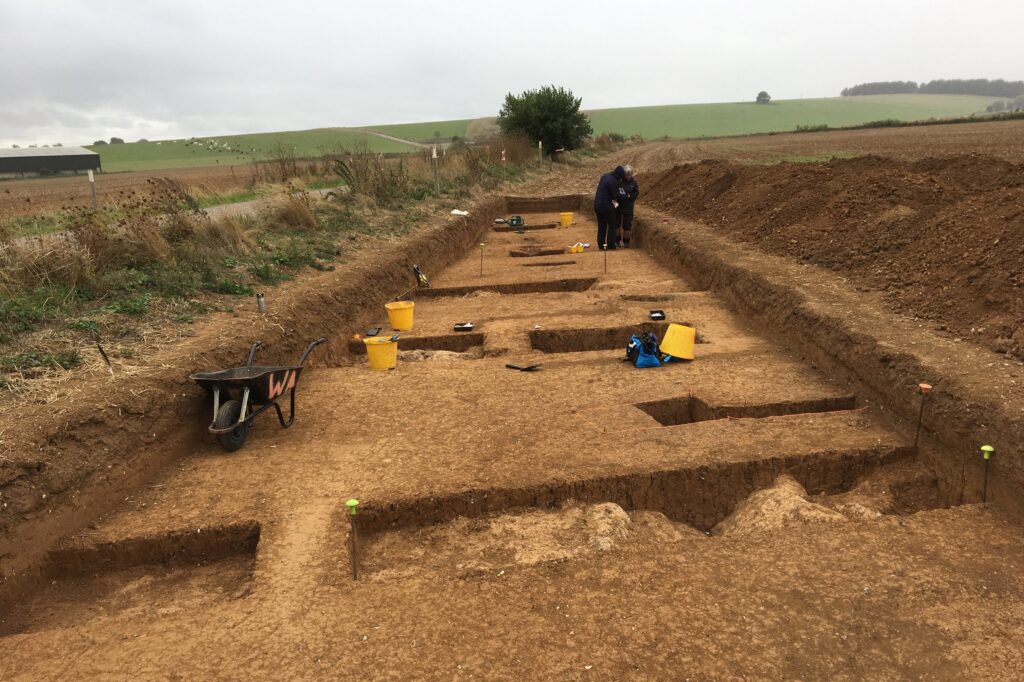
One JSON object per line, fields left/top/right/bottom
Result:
{"left": 594, "top": 166, "right": 625, "bottom": 212}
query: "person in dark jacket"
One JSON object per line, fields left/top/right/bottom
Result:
{"left": 594, "top": 165, "right": 626, "bottom": 249}
{"left": 616, "top": 165, "right": 639, "bottom": 248}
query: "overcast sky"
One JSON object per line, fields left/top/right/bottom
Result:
{"left": 1, "top": 0, "right": 1021, "bottom": 146}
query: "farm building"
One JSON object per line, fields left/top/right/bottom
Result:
{"left": 0, "top": 146, "right": 101, "bottom": 176}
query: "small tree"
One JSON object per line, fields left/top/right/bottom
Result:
{"left": 93, "top": 140, "right": 108, "bottom": 145}
{"left": 497, "top": 85, "right": 593, "bottom": 154}
{"left": 756, "top": 91, "right": 772, "bottom": 104}
{"left": 110, "top": 137, "right": 124, "bottom": 144}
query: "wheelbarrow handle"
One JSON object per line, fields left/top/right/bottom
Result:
{"left": 246, "top": 341, "right": 264, "bottom": 367}
{"left": 299, "top": 337, "right": 327, "bottom": 366}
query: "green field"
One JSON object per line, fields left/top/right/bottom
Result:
{"left": 585, "top": 94, "right": 998, "bottom": 139}
{"left": 87, "top": 95, "right": 999, "bottom": 172}
{"left": 88, "top": 128, "right": 418, "bottom": 172}
{"left": 361, "top": 119, "right": 476, "bottom": 143}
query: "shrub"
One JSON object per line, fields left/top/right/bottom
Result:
{"left": 497, "top": 85, "right": 593, "bottom": 153}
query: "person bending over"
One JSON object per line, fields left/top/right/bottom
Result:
{"left": 617, "top": 165, "right": 639, "bottom": 248}
{"left": 594, "top": 165, "right": 626, "bottom": 250}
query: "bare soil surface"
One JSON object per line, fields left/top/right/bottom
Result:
{"left": 3, "top": 120, "right": 1024, "bottom": 678}
{"left": 2, "top": 204, "right": 1022, "bottom": 679}
{"left": 0, "top": 164, "right": 267, "bottom": 218}
{"left": 642, "top": 155, "right": 1024, "bottom": 359}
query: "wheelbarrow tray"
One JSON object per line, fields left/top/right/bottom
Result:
{"left": 191, "top": 365, "right": 304, "bottom": 405}
{"left": 189, "top": 338, "right": 325, "bottom": 451}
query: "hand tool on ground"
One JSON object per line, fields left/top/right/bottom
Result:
{"left": 505, "top": 363, "right": 543, "bottom": 372}
{"left": 412, "top": 264, "right": 429, "bottom": 288}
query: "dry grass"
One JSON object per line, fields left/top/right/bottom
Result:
{"left": 272, "top": 194, "right": 319, "bottom": 231}
{"left": 0, "top": 234, "right": 93, "bottom": 290}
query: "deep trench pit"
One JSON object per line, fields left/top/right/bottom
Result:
{"left": 636, "top": 394, "right": 859, "bottom": 426}
{"left": 621, "top": 294, "right": 677, "bottom": 302}
{"left": 509, "top": 247, "right": 567, "bottom": 258}
{"left": 348, "top": 332, "right": 485, "bottom": 355}
{"left": 413, "top": 277, "right": 597, "bottom": 299}
{"left": 522, "top": 260, "right": 578, "bottom": 267}
{"left": 530, "top": 322, "right": 705, "bottom": 353}
{"left": 0, "top": 522, "right": 260, "bottom": 636}
{"left": 492, "top": 222, "right": 559, "bottom": 233}
{"left": 352, "top": 447, "right": 950, "bottom": 579}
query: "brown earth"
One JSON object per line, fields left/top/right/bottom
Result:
{"left": 640, "top": 154, "right": 1024, "bottom": 358}
{"left": 6, "top": 118, "right": 1024, "bottom": 221}
{"left": 2, "top": 121, "right": 1024, "bottom": 678}
{"left": 0, "top": 163, "right": 271, "bottom": 218}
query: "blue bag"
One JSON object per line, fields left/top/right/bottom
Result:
{"left": 627, "top": 333, "right": 662, "bottom": 368}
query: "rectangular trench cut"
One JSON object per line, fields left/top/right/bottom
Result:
{"left": 0, "top": 522, "right": 261, "bottom": 637}
{"left": 637, "top": 394, "right": 860, "bottom": 426}
{"left": 530, "top": 322, "right": 706, "bottom": 353}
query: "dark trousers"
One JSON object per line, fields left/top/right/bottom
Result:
{"left": 618, "top": 209, "right": 634, "bottom": 244}
{"left": 595, "top": 207, "right": 617, "bottom": 246}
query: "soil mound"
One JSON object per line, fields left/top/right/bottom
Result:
{"left": 644, "top": 155, "right": 1024, "bottom": 358}
{"left": 712, "top": 475, "right": 846, "bottom": 537}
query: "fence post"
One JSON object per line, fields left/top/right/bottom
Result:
{"left": 432, "top": 145, "right": 440, "bottom": 196}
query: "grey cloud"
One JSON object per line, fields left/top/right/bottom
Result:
{"left": 1, "top": 0, "right": 1022, "bottom": 146}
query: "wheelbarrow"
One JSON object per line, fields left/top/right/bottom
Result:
{"left": 190, "top": 338, "right": 326, "bottom": 451}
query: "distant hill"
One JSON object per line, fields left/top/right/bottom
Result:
{"left": 86, "top": 94, "right": 999, "bottom": 172}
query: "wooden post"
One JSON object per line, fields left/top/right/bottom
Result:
{"left": 88, "top": 169, "right": 97, "bottom": 209}
{"left": 432, "top": 146, "right": 440, "bottom": 196}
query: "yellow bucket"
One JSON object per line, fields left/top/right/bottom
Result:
{"left": 559, "top": 212, "right": 573, "bottom": 228}
{"left": 363, "top": 336, "right": 398, "bottom": 370}
{"left": 661, "top": 323, "right": 696, "bottom": 360}
{"left": 385, "top": 300, "right": 414, "bottom": 331}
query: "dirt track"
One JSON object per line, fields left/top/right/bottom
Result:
{"left": 3, "top": 121, "right": 1024, "bottom": 678}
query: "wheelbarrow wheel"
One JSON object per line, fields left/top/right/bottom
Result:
{"left": 214, "top": 399, "right": 248, "bottom": 452}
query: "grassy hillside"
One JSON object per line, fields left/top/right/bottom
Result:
{"left": 361, "top": 119, "right": 475, "bottom": 143}
{"left": 586, "top": 94, "right": 998, "bottom": 139}
{"left": 86, "top": 94, "right": 998, "bottom": 172}
{"left": 89, "top": 128, "right": 418, "bottom": 172}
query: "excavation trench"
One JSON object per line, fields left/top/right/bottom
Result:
{"left": 509, "top": 247, "right": 567, "bottom": 257}
{"left": 411, "top": 277, "right": 598, "bottom": 299}
{"left": 0, "top": 522, "right": 261, "bottom": 636}
{"left": 492, "top": 222, "right": 558, "bottom": 232}
{"left": 521, "top": 260, "right": 578, "bottom": 267}
{"left": 354, "top": 444, "right": 911, "bottom": 539}
{"left": 637, "top": 394, "right": 859, "bottom": 426}
{"left": 530, "top": 322, "right": 705, "bottom": 353}
{"left": 348, "top": 332, "right": 485, "bottom": 355}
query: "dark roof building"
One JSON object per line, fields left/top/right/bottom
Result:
{"left": 0, "top": 146, "right": 101, "bottom": 175}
